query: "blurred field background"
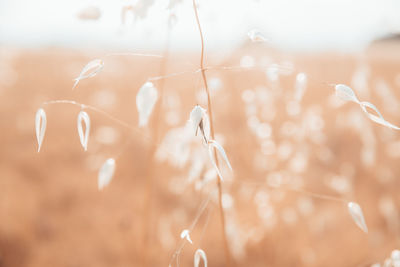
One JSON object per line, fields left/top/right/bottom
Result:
{"left": 1, "top": 1, "right": 400, "bottom": 267}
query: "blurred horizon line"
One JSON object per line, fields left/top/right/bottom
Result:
{"left": 0, "top": 0, "right": 399, "bottom": 53}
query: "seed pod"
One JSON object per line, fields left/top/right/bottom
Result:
{"left": 335, "top": 84, "right": 359, "bottom": 103}
{"left": 348, "top": 202, "right": 368, "bottom": 233}
{"left": 208, "top": 140, "right": 232, "bottom": 181}
{"left": 98, "top": 158, "right": 116, "bottom": 190}
{"left": 77, "top": 111, "right": 90, "bottom": 151}
{"left": 73, "top": 59, "right": 104, "bottom": 89}
{"left": 194, "top": 249, "right": 207, "bottom": 267}
{"left": 180, "top": 229, "right": 193, "bottom": 244}
{"left": 35, "top": 108, "right": 47, "bottom": 152}
{"left": 136, "top": 81, "right": 158, "bottom": 127}
{"left": 189, "top": 105, "right": 210, "bottom": 143}
{"left": 189, "top": 105, "right": 206, "bottom": 133}
{"left": 335, "top": 84, "right": 400, "bottom": 130}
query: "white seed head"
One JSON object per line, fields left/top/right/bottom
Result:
{"left": 189, "top": 105, "right": 206, "bottom": 134}
{"left": 35, "top": 108, "right": 47, "bottom": 152}
{"left": 73, "top": 59, "right": 104, "bottom": 89}
{"left": 194, "top": 249, "right": 207, "bottom": 267}
{"left": 180, "top": 229, "right": 193, "bottom": 244}
{"left": 208, "top": 140, "right": 233, "bottom": 181}
{"left": 98, "top": 158, "right": 116, "bottom": 190}
{"left": 359, "top": 101, "right": 400, "bottom": 130}
{"left": 335, "top": 84, "right": 400, "bottom": 130}
{"left": 77, "top": 111, "right": 90, "bottom": 151}
{"left": 348, "top": 202, "right": 368, "bottom": 233}
{"left": 136, "top": 81, "right": 158, "bottom": 127}
{"left": 335, "top": 84, "right": 359, "bottom": 103}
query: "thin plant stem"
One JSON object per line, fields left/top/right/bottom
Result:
{"left": 192, "top": 0, "right": 232, "bottom": 266}
{"left": 146, "top": 63, "right": 294, "bottom": 83}
{"left": 199, "top": 203, "right": 214, "bottom": 244}
{"left": 241, "top": 181, "right": 348, "bottom": 203}
{"left": 104, "top": 52, "right": 163, "bottom": 58}
{"left": 288, "top": 187, "right": 348, "bottom": 203}
{"left": 148, "top": 69, "right": 198, "bottom": 82}
{"left": 42, "top": 100, "right": 135, "bottom": 130}
{"left": 169, "top": 191, "right": 213, "bottom": 267}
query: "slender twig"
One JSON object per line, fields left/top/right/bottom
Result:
{"left": 192, "top": 0, "right": 232, "bottom": 265}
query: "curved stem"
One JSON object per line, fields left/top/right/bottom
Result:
{"left": 42, "top": 100, "right": 135, "bottom": 130}
{"left": 192, "top": 0, "right": 232, "bottom": 265}
{"left": 169, "top": 193, "right": 213, "bottom": 266}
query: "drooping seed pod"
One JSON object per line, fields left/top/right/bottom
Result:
{"left": 180, "top": 229, "right": 193, "bottom": 244}
{"left": 189, "top": 105, "right": 209, "bottom": 143}
{"left": 73, "top": 59, "right": 104, "bottom": 89}
{"left": 98, "top": 158, "right": 116, "bottom": 190}
{"left": 77, "top": 111, "right": 90, "bottom": 151}
{"left": 335, "top": 84, "right": 359, "bottom": 103}
{"left": 35, "top": 108, "right": 47, "bottom": 152}
{"left": 335, "top": 84, "right": 400, "bottom": 130}
{"left": 194, "top": 249, "right": 207, "bottom": 267}
{"left": 136, "top": 81, "right": 158, "bottom": 127}
{"left": 348, "top": 202, "right": 368, "bottom": 233}
{"left": 208, "top": 140, "right": 232, "bottom": 181}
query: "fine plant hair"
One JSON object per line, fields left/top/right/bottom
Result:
{"left": 34, "top": 1, "right": 400, "bottom": 266}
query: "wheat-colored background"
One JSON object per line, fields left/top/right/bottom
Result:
{"left": 1, "top": 38, "right": 400, "bottom": 266}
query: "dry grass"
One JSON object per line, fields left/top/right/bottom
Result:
{"left": 1, "top": 41, "right": 400, "bottom": 266}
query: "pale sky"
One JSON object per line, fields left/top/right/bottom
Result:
{"left": 0, "top": 0, "right": 399, "bottom": 51}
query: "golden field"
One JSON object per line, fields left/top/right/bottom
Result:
{"left": 1, "top": 40, "right": 400, "bottom": 266}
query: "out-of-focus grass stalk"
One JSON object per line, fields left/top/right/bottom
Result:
{"left": 141, "top": 22, "right": 172, "bottom": 267}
